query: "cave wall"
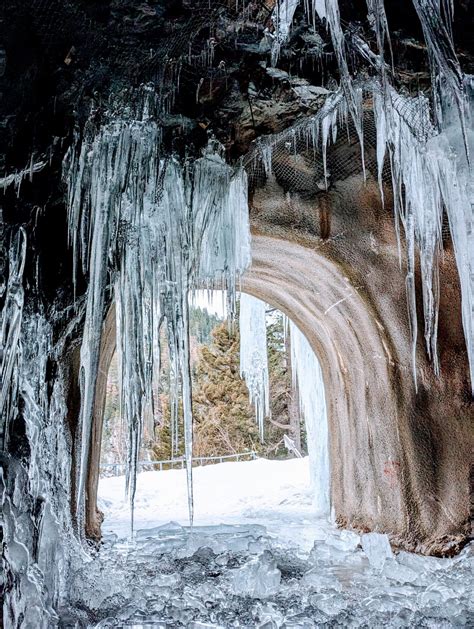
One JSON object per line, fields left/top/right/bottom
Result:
{"left": 244, "top": 173, "right": 472, "bottom": 553}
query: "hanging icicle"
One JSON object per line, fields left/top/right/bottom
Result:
{"left": 239, "top": 293, "right": 270, "bottom": 442}
{"left": 289, "top": 321, "right": 330, "bottom": 515}
{"left": 64, "top": 97, "right": 251, "bottom": 530}
{"left": 271, "top": 0, "right": 300, "bottom": 66}
{"left": 371, "top": 81, "right": 474, "bottom": 392}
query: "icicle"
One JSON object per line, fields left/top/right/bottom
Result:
{"left": 311, "top": 1, "right": 366, "bottom": 178}
{"left": 0, "top": 159, "right": 47, "bottom": 193}
{"left": 373, "top": 90, "right": 387, "bottom": 205}
{"left": 271, "top": 0, "right": 300, "bottom": 66}
{"left": 239, "top": 293, "right": 270, "bottom": 441}
{"left": 260, "top": 140, "right": 274, "bottom": 179}
{"left": 437, "top": 78, "right": 474, "bottom": 393}
{"left": 411, "top": 0, "right": 468, "bottom": 158}
{"left": 65, "top": 106, "right": 252, "bottom": 529}
{"left": 371, "top": 80, "right": 474, "bottom": 392}
{"left": 365, "top": 0, "right": 394, "bottom": 83}
{"left": 289, "top": 321, "right": 330, "bottom": 515}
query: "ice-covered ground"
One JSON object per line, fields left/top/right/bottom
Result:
{"left": 61, "top": 458, "right": 473, "bottom": 628}
{"left": 98, "top": 458, "right": 322, "bottom": 552}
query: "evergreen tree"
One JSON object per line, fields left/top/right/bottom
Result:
{"left": 192, "top": 321, "right": 261, "bottom": 456}
{"left": 102, "top": 305, "right": 305, "bottom": 465}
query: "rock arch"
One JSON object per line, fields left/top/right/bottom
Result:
{"left": 86, "top": 183, "right": 472, "bottom": 553}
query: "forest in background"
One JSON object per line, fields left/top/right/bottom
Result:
{"left": 101, "top": 304, "right": 306, "bottom": 468}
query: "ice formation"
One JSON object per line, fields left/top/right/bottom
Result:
{"left": 232, "top": 550, "right": 281, "bottom": 597}
{"left": 64, "top": 104, "right": 251, "bottom": 528}
{"left": 260, "top": 0, "right": 474, "bottom": 393}
{"left": 68, "top": 459, "right": 472, "bottom": 627}
{"left": 0, "top": 228, "right": 26, "bottom": 436}
{"left": 361, "top": 532, "right": 394, "bottom": 570}
{"left": 1, "top": 230, "right": 83, "bottom": 627}
{"left": 271, "top": 0, "right": 300, "bottom": 66}
{"left": 371, "top": 82, "right": 474, "bottom": 389}
{"left": 239, "top": 293, "right": 270, "bottom": 441}
{"left": 289, "top": 321, "right": 330, "bottom": 514}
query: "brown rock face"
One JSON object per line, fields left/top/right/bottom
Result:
{"left": 246, "top": 173, "right": 472, "bottom": 554}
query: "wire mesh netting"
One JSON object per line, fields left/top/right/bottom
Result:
{"left": 12, "top": 0, "right": 442, "bottom": 196}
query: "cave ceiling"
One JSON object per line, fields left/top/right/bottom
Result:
{"left": 1, "top": 0, "right": 473, "bottom": 309}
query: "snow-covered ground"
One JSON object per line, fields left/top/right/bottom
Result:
{"left": 99, "top": 457, "right": 325, "bottom": 552}
{"left": 60, "top": 458, "right": 473, "bottom": 628}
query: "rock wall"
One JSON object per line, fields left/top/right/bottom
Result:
{"left": 244, "top": 174, "right": 472, "bottom": 554}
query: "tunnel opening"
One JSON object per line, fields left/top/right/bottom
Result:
{"left": 96, "top": 290, "right": 330, "bottom": 540}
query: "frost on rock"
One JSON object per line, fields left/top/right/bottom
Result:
{"left": 289, "top": 321, "right": 330, "bottom": 514}
{"left": 64, "top": 101, "right": 251, "bottom": 529}
{"left": 239, "top": 293, "right": 270, "bottom": 441}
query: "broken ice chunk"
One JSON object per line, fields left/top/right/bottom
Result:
{"left": 302, "top": 568, "right": 342, "bottom": 592}
{"left": 381, "top": 557, "right": 419, "bottom": 584}
{"left": 325, "top": 529, "right": 360, "bottom": 552}
{"left": 361, "top": 532, "right": 393, "bottom": 569}
{"left": 232, "top": 551, "right": 281, "bottom": 598}
{"left": 310, "top": 591, "right": 349, "bottom": 616}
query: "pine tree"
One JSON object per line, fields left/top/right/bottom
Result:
{"left": 102, "top": 307, "right": 305, "bottom": 465}
{"left": 192, "top": 322, "right": 261, "bottom": 456}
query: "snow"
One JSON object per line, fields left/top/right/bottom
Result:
{"left": 99, "top": 457, "right": 321, "bottom": 551}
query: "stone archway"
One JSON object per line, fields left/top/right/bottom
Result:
{"left": 86, "top": 223, "right": 472, "bottom": 552}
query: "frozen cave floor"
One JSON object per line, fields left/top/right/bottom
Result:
{"left": 60, "top": 458, "right": 473, "bottom": 628}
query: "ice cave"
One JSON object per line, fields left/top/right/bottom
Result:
{"left": 1, "top": 0, "right": 473, "bottom": 627}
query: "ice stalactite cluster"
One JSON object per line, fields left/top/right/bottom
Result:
{"left": 372, "top": 83, "right": 474, "bottom": 389}
{"left": 263, "top": 0, "right": 474, "bottom": 393}
{"left": 1, "top": 229, "right": 81, "bottom": 627}
{"left": 289, "top": 321, "right": 330, "bottom": 515}
{"left": 312, "top": 1, "right": 366, "bottom": 173}
{"left": 64, "top": 104, "right": 251, "bottom": 528}
{"left": 239, "top": 293, "right": 270, "bottom": 441}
